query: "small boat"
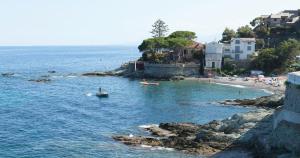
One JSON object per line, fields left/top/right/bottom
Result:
{"left": 140, "top": 81, "right": 159, "bottom": 86}
{"left": 96, "top": 88, "right": 109, "bottom": 98}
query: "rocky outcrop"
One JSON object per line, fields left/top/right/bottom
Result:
{"left": 28, "top": 78, "right": 51, "bottom": 83}
{"left": 82, "top": 64, "right": 129, "bottom": 77}
{"left": 48, "top": 70, "right": 56, "bottom": 73}
{"left": 219, "top": 94, "right": 284, "bottom": 109}
{"left": 113, "top": 109, "right": 273, "bottom": 156}
{"left": 1, "top": 73, "right": 15, "bottom": 77}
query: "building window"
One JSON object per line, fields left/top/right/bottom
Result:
{"left": 184, "top": 49, "right": 188, "bottom": 55}
{"left": 235, "top": 40, "right": 240, "bottom": 44}
{"left": 212, "top": 62, "right": 215, "bottom": 68}
{"left": 247, "top": 46, "right": 252, "bottom": 51}
{"left": 248, "top": 42, "right": 251, "bottom": 45}
{"left": 235, "top": 46, "right": 240, "bottom": 53}
{"left": 235, "top": 54, "right": 240, "bottom": 61}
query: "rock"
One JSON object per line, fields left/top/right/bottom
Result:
{"left": 82, "top": 72, "right": 108, "bottom": 76}
{"left": 219, "top": 94, "right": 284, "bottom": 109}
{"left": 112, "top": 136, "right": 162, "bottom": 146}
{"left": 1, "top": 73, "right": 14, "bottom": 77}
{"left": 28, "top": 78, "right": 51, "bottom": 83}
{"left": 141, "top": 125, "right": 176, "bottom": 137}
{"left": 48, "top": 71, "right": 56, "bottom": 73}
{"left": 113, "top": 110, "right": 275, "bottom": 156}
{"left": 159, "top": 123, "right": 202, "bottom": 137}
{"left": 82, "top": 70, "right": 125, "bottom": 77}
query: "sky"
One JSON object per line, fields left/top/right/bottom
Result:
{"left": 0, "top": 0, "right": 299, "bottom": 46}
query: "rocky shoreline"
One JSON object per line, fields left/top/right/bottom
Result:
{"left": 113, "top": 109, "right": 275, "bottom": 157}
{"left": 112, "top": 94, "right": 287, "bottom": 157}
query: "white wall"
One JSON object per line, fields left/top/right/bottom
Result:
{"left": 205, "top": 42, "right": 223, "bottom": 69}
{"left": 230, "top": 38, "right": 255, "bottom": 60}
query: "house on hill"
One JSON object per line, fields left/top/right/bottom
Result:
{"left": 170, "top": 41, "right": 204, "bottom": 63}
{"left": 261, "top": 10, "right": 300, "bottom": 28}
{"left": 222, "top": 38, "right": 256, "bottom": 61}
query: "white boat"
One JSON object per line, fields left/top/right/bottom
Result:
{"left": 140, "top": 81, "right": 159, "bottom": 86}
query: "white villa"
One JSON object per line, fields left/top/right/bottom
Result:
{"left": 205, "top": 41, "right": 223, "bottom": 69}
{"left": 223, "top": 38, "right": 256, "bottom": 60}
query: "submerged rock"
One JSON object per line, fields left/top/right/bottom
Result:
{"left": 82, "top": 70, "right": 125, "bottom": 77}
{"left": 28, "top": 78, "right": 51, "bottom": 83}
{"left": 1, "top": 73, "right": 15, "bottom": 77}
{"left": 48, "top": 70, "right": 56, "bottom": 73}
{"left": 219, "top": 94, "right": 284, "bottom": 108}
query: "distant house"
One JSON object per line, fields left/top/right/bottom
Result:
{"left": 170, "top": 41, "right": 204, "bottom": 63}
{"left": 261, "top": 10, "right": 300, "bottom": 28}
{"left": 222, "top": 38, "right": 256, "bottom": 61}
{"left": 205, "top": 41, "right": 223, "bottom": 69}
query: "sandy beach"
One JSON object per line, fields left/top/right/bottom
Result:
{"left": 185, "top": 76, "right": 287, "bottom": 94}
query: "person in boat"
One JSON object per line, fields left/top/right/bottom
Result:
{"left": 99, "top": 88, "right": 102, "bottom": 92}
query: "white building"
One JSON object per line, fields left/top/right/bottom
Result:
{"left": 223, "top": 38, "right": 256, "bottom": 60}
{"left": 205, "top": 41, "right": 223, "bottom": 69}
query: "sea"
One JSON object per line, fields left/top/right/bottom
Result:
{"left": 0, "top": 46, "right": 268, "bottom": 158}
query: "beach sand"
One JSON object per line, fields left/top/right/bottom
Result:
{"left": 185, "top": 76, "right": 286, "bottom": 94}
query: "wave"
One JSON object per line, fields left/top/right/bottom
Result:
{"left": 138, "top": 124, "right": 159, "bottom": 129}
{"left": 85, "top": 93, "right": 93, "bottom": 97}
{"left": 261, "top": 89, "right": 274, "bottom": 94}
{"left": 215, "top": 83, "right": 247, "bottom": 88}
{"left": 66, "top": 75, "right": 77, "bottom": 78}
{"left": 140, "top": 145, "right": 174, "bottom": 151}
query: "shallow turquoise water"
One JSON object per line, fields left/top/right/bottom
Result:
{"left": 0, "top": 46, "right": 268, "bottom": 157}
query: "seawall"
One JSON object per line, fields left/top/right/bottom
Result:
{"left": 144, "top": 63, "right": 200, "bottom": 78}
{"left": 272, "top": 71, "right": 300, "bottom": 155}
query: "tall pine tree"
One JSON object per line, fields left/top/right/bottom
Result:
{"left": 150, "top": 19, "right": 169, "bottom": 38}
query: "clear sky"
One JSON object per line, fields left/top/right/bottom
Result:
{"left": 0, "top": 0, "right": 299, "bottom": 46}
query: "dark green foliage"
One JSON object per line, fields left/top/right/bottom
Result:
{"left": 237, "top": 25, "right": 255, "bottom": 38}
{"left": 138, "top": 30, "right": 198, "bottom": 63}
{"left": 138, "top": 31, "right": 197, "bottom": 53}
{"left": 251, "top": 48, "right": 277, "bottom": 73}
{"left": 138, "top": 37, "right": 169, "bottom": 52}
{"left": 254, "top": 25, "right": 270, "bottom": 38}
{"left": 168, "top": 31, "right": 197, "bottom": 40}
{"left": 251, "top": 39, "right": 300, "bottom": 74}
{"left": 255, "top": 39, "right": 265, "bottom": 50}
{"left": 220, "top": 28, "right": 236, "bottom": 43}
{"left": 167, "top": 38, "right": 193, "bottom": 50}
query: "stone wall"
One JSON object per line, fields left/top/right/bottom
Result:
{"left": 272, "top": 71, "right": 300, "bottom": 155}
{"left": 144, "top": 63, "right": 200, "bottom": 78}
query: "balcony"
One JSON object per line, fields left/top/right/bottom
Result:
{"left": 232, "top": 50, "right": 243, "bottom": 54}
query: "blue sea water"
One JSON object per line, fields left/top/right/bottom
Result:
{"left": 0, "top": 46, "right": 268, "bottom": 158}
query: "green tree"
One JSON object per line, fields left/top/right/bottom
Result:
{"left": 220, "top": 28, "right": 236, "bottom": 43}
{"left": 250, "top": 17, "right": 264, "bottom": 28}
{"left": 255, "top": 39, "right": 265, "bottom": 50}
{"left": 275, "top": 39, "right": 300, "bottom": 69}
{"left": 167, "top": 38, "right": 193, "bottom": 50}
{"left": 251, "top": 39, "right": 300, "bottom": 73}
{"left": 138, "top": 37, "right": 169, "bottom": 53}
{"left": 150, "top": 19, "right": 169, "bottom": 38}
{"left": 237, "top": 25, "right": 255, "bottom": 38}
{"left": 168, "top": 31, "right": 197, "bottom": 40}
{"left": 251, "top": 48, "right": 277, "bottom": 73}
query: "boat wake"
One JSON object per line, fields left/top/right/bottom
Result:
{"left": 85, "top": 93, "right": 93, "bottom": 97}
{"left": 215, "top": 83, "right": 247, "bottom": 88}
